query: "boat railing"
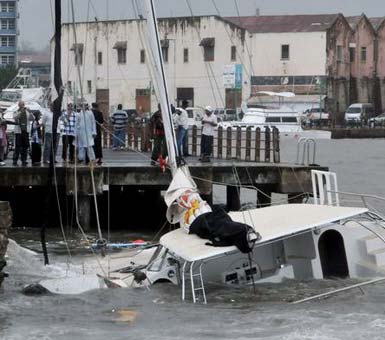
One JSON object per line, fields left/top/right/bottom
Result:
{"left": 102, "top": 123, "right": 281, "bottom": 163}
{"left": 311, "top": 170, "right": 340, "bottom": 206}
{"left": 297, "top": 137, "right": 316, "bottom": 166}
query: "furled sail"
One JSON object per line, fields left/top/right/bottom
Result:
{"left": 143, "top": 0, "right": 212, "bottom": 233}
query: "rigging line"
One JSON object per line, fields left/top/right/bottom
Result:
{"left": 232, "top": 165, "right": 257, "bottom": 230}
{"left": 70, "top": 0, "right": 104, "bottom": 246}
{"left": 49, "top": 0, "right": 55, "bottom": 31}
{"left": 52, "top": 139, "right": 73, "bottom": 261}
{"left": 132, "top": 0, "right": 160, "bottom": 103}
{"left": 106, "top": 0, "right": 110, "bottom": 91}
{"left": 80, "top": 0, "right": 92, "bottom": 88}
{"left": 210, "top": 0, "right": 252, "bottom": 79}
{"left": 72, "top": 159, "right": 107, "bottom": 276}
{"left": 232, "top": 0, "right": 256, "bottom": 76}
{"left": 184, "top": 0, "right": 225, "bottom": 108}
{"left": 107, "top": 167, "right": 111, "bottom": 275}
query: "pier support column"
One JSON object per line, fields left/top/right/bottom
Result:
{"left": 78, "top": 196, "right": 91, "bottom": 231}
{"left": 226, "top": 186, "right": 241, "bottom": 211}
{"left": 0, "top": 201, "right": 11, "bottom": 287}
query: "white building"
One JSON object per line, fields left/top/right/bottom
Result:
{"left": 54, "top": 14, "right": 341, "bottom": 115}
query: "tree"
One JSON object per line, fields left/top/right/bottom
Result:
{"left": 0, "top": 65, "right": 17, "bottom": 90}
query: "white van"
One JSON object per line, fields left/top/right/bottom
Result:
{"left": 345, "top": 103, "right": 374, "bottom": 123}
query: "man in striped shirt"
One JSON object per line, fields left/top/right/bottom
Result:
{"left": 110, "top": 104, "right": 128, "bottom": 150}
{"left": 60, "top": 103, "right": 77, "bottom": 163}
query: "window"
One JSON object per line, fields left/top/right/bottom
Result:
{"left": 136, "top": 89, "right": 150, "bottom": 96}
{"left": 87, "top": 80, "right": 92, "bottom": 94}
{"left": 361, "top": 47, "right": 367, "bottom": 63}
{"left": 71, "top": 44, "right": 84, "bottom": 65}
{"left": 204, "top": 46, "right": 214, "bottom": 62}
{"left": 0, "top": 36, "right": 15, "bottom": 47}
{"left": 113, "top": 41, "right": 127, "bottom": 64}
{"left": 8, "top": 36, "right": 15, "bottom": 46}
{"left": 140, "top": 49, "right": 145, "bottom": 64}
{"left": 117, "top": 48, "right": 126, "bottom": 64}
{"left": 67, "top": 81, "right": 72, "bottom": 95}
{"left": 200, "top": 38, "right": 215, "bottom": 62}
{"left": 281, "top": 44, "right": 289, "bottom": 60}
{"left": 161, "top": 46, "right": 168, "bottom": 63}
{"left": 7, "top": 2, "right": 15, "bottom": 12}
{"left": 183, "top": 48, "right": 189, "bottom": 63}
{"left": 97, "top": 52, "right": 102, "bottom": 65}
{"left": 336, "top": 45, "right": 343, "bottom": 61}
{"left": 265, "top": 117, "right": 281, "bottom": 123}
{"left": 0, "top": 55, "right": 14, "bottom": 65}
{"left": 74, "top": 50, "right": 83, "bottom": 65}
{"left": 349, "top": 47, "right": 355, "bottom": 62}
{"left": 231, "top": 45, "right": 236, "bottom": 61}
{"left": 160, "top": 39, "right": 169, "bottom": 63}
{"left": 1, "top": 20, "right": 6, "bottom": 30}
{"left": 8, "top": 19, "right": 15, "bottom": 30}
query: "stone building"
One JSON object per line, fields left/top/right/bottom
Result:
{"left": 53, "top": 13, "right": 385, "bottom": 116}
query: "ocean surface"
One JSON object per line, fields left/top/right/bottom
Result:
{"left": 2, "top": 138, "right": 385, "bottom": 340}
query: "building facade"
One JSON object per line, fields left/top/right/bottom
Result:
{"left": 55, "top": 13, "right": 385, "bottom": 116}
{"left": 0, "top": 0, "right": 17, "bottom": 67}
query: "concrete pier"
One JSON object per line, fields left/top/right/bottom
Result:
{"left": 0, "top": 202, "right": 11, "bottom": 287}
{"left": 0, "top": 151, "right": 327, "bottom": 231}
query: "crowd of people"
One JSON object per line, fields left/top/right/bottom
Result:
{"left": 0, "top": 101, "right": 104, "bottom": 166}
{"left": 0, "top": 100, "right": 218, "bottom": 167}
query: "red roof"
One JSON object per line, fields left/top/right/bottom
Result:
{"left": 224, "top": 14, "right": 340, "bottom": 33}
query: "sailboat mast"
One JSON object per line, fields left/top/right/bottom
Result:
{"left": 143, "top": 0, "right": 179, "bottom": 173}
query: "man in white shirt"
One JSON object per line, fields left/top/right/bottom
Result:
{"left": 41, "top": 104, "right": 60, "bottom": 164}
{"left": 200, "top": 106, "right": 217, "bottom": 162}
{"left": 174, "top": 108, "right": 189, "bottom": 157}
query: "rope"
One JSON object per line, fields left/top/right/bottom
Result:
{"left": 184, "top": 0, "right": 225, "bottom": 108}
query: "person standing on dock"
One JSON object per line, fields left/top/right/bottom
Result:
{"left": 174, "top": 107, "right": 189, "bottom": 158}
{"left": 60, "top": 103, "right": 77, "bottom": 164}
{"left": 13, "top": 101, "right": 33, "bottom": 166}
{"left": 30, "top": 111, "right": 42, "bottom": 166}
{"left": 150, "top": 104, "right": 167, "bottom": 165}
{"left": 91, "top": 103, "right": 104, "bottom": 164}
{"left": 42, "top": 104, "right": 60, "bottom": 164}
{"left": 77, "top": 107, "right": 97, "bottom": 164}
{"left": 110, "top": 104, "right": 128, "bottom": 150}
{"left": 200, "top": 106, "right": 217, "bottom": 162}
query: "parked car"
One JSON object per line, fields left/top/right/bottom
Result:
{"left": 178, "top": 107, "right": 205, "bottom": 128}
{"left": 368, "top": 112, "right": 385, "bottom": 127}
{"left": 213, "top": 108, "right": 237, "bottom": 121}
{"left": 303, "top": 107, "right": 329, "bottom": 126}
{"left": 345, "top": 103, "right": 375, "bottom": 125}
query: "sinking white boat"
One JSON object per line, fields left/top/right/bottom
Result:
{"left": 105, "top": 170, "right": 383, "bottom": 303}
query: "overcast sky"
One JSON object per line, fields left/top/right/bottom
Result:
{"left": 19, "top": 0, "right": 385, "bottom": 50}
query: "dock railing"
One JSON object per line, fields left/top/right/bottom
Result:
{"left": 103, "top": 124, "right": 280, "bottom": 163}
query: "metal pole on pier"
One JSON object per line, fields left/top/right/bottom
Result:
{"left": 40, "top": 0, "right": 64, "bottom": 265}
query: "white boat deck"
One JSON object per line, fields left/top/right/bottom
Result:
{"left": 160, "top": 204, "right": 368, "bottom": 262}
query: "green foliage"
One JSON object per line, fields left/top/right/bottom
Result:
{"left": 0, "top": 65, "right": 17, "bottom": 91}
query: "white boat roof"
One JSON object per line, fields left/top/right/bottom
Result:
{"left": 160, "top": 204, "right": 368, "bottom": 262}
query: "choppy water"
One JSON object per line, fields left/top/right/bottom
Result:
{"left": 2, "top": 139, "right": 385, "bottom": 340}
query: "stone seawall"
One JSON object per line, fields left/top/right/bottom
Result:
{"left": 331, "top": 128, "right": 385, "bottom": 139}
{"left": 0, "top": 201, "right": 11, "bottom": 287}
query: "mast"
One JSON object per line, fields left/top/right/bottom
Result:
{"left": 40, "top": 0, "right": 64, "bottom": 265}
{"left": 142, "top": 0, "right": 179, "bottom": 174}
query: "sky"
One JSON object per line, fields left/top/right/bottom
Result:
{"left": 19, "top": 0, "right": 385, "bottom": 50}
